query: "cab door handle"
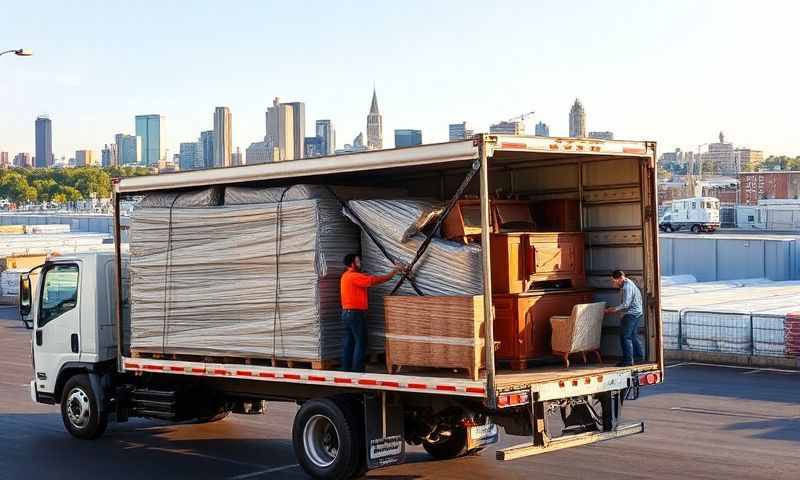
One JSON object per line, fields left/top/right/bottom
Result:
{"left": 70, "top": 334, "right": 79, "bottom": 353}
{"left": 35, "top": 330, "right": 43, "bottom": 346}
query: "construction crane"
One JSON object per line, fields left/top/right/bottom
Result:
{"left": 507, "top": 111, "right": 535, "bottom": 123}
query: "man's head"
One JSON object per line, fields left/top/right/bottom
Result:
{"left": 344, "top": 253, "right": 361, "bottom": 270}
{"left": 611, "top": 270, "right": 626, "bottom": 288}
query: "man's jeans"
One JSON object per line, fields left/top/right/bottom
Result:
{"left": 620, "top": 313, "right": 645, "bottom": 364}
{"left": 342, "top": 309, "right": 367, "bottom": 372}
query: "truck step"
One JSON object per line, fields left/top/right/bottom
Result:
{"left": 130, "top": 388, "right": 178, "bottom": 420}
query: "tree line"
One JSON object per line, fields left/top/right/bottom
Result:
{"left": 0, "top": 166, "right": 150, "bottom": 204}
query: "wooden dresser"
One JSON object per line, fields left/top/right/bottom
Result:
{"left": 491, "top": 232, "right": 586, "bottom": 294}
{"left": 493, "top": 289, "right": 593, "bottom": 370}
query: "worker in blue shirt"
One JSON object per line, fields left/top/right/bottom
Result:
{"left": 604, "top": 270, "right": 645, "bottom": 366}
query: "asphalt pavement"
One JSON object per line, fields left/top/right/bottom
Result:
{"left": 1, "top": 305, "right": 798, "bottom": 480}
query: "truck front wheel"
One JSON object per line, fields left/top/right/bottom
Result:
{"left": 293, "top": 398, "right": 365, "bottom": 479}
{"left": 61, "top": 374, "right": 107, "bottom": 440}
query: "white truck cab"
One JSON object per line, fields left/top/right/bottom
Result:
{"left": 24, "top": 253, "right": 120, "bottom": 406}
{"left": 659, "top": 196, "right": 720, "bottom": 233}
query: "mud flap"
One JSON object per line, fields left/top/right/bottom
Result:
{"left": 466, "top": 421, "right": 499, "bottom": 451}
{"left": 364, "top": 392, "right": 405, "bottom": 469}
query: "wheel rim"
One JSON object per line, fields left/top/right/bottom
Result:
{"left": 303, "top": 414, "right": 340, "bottom": 468}
{"left": 66, "top": 387, "right": 91, "bottom": 429}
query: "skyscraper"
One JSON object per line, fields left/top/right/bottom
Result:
{"left": 115, "top": 134, "right": 141, "bottom": 165}
{"left": 315, "top": 119, "right": 335, "bottom": 156}
{"left": 135, "top": 114, "right": 163, "bottom": 166}
{"left": 179, "top": 142, "right": 199, "bottom": 171}
{"left": 449, "top": 122, "right": 473, "bottom": 141}
{"left": 304, "top": 137, "right": 325, "bottom": 158}
{"left": 35, "top": 115, "right": 53, "bottom": 168}
{"left": 200, "top": 130, "right": 215, "bottom": 169}
{"left": 286, "top": 102, "right": 305, "bottom": 159}
{"left": 75, "top": 150, "right": 96, "bottom": 167}
{"left": 265, "top": 98, "right": 296, "bottom": 161}
{"left": 101, "top": 144, "right": 118, "bottom": 167}
{"left": 394, "top": 129, "right": 422, "bottom": 148}
{"left": 569, "top": 99, "right": 586, "bottom": 138}
{"left": 246, "top": 141, "right": 272, "bottom": 165}
{"left": 213, "top": 107, "right": 232, "bottom": 167}
{"left": 534, "top": 121, "right": 550, "bottom": 137}
{"left": 0, "top": 152, "right": 10, "bottom": 168}
{"left": 366, "top": 88, "right": 383, "bottom": 150}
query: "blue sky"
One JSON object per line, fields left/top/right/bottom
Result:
{"left": 1, "top": 0, "right": 798, "bottom": 158}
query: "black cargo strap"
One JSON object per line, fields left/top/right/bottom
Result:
{"left": 324, "top": 185, "right": 425, "bottom": 296}
{"left": 161, "top": 193, "right": 183, "bottom": 354}
{"left": 390, "top": 160, "right": 481, "bottom": 295}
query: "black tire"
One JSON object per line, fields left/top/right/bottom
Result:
{"left": 663, "top": 224, "right": 673, "bottom": 233}
{"left": 60, "top": 374, "right": 108, "bottom": 440}
{"left": 293, "top": 397, "right": 365, "bottom": 479}
{"left": 690, "top": 224, "right": 701, "bottom": 233}
{"left": 422, "top": 426, "right": 469, "bottom": 460}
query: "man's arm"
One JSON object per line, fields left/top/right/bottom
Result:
{"left": 608, "top": 283, "right": 634, "bottom": 314}
{"left": 349, "top": 266, "right": 403, "bottom": 287}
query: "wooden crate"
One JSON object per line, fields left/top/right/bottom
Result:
{"left": 384, "top": 295, "right": 485, "bottom": 380}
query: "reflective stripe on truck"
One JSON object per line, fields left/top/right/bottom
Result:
{"left": 123, "top": 357, "right": 487, "bottom": 398}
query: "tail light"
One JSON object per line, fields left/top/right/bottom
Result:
{"left": 497, "top": 391, "right": 530, "bottom": 408}
{"left": 638, "top": 371, "right": 661, "bottom": 386}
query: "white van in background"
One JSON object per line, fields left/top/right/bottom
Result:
{"left": 660, "top": 196, "right": 720, "bottom": 233}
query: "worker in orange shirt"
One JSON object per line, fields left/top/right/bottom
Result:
{"left": 340, "top": 253, "right": 405, "bottom": 372}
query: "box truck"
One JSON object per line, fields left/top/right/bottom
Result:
{"left": 25, "top": 134, "right": 663, "bottom": 479}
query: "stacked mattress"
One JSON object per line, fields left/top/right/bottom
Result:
{"left": 129, "top": 187, "right": 359, "bottom": 361}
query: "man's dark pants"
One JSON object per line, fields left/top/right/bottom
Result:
{"left": 620, "top": 313, "right": 645, "bottom": 365}
{"left": 342, "top": 309, "right": 367, "bottom": 372}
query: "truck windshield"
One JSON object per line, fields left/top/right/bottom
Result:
{"left": 38, "top": 264, "right": 79, "bottom": 327}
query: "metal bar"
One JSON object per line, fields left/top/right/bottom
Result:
{"left": 496, "top": 422, "right": 644, "bottom": 461}
{"left": 750, "top": 313, "right": 755, "bottom": 356}
{"left": 389, "top": 159, "right": 480, "bottom": 295}
{"left": 323, "top": 186, "right": 424, "bottom": 296}
{"left": 112, "top": 187, "right": 124, "bottom": 372}
{"left": 479, "top": 136, "right": 497, "bottom": 409}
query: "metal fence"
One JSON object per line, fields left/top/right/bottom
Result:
{"left": 662, "top": 309, "right": 789, "bottom": 358}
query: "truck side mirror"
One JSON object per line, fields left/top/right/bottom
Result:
{"left": 19, "top": 275, "right": 32, "bottom": 317}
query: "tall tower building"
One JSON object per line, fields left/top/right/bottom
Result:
{"left": 231, "top": 146, "right": 243, "bottom": 166}
{"left": 35, "top": 115, "right": 53, "bottom": 168}
{"left": 286, "top": 102, "right": 305, "bottom": 159}
{"left": 569, "top": 99, "right": 586, "bottom": 138}
{"left": 200, "top": 130, "right": 215, "bottom": 169}
{"left": 75, "top": 150, "right": 96, "bottom": 167}
{"left": 101, "top": 144, "right": 118, "bottom": 167}
{"left": 115, "top": 134, "right": 142, "bottom": 166}
{"left": 316, "top": 119, "right": 335, "bottom": 156}
{"left": 265, "top": 98, "right": 296, "bottom": 161}
{"left": 534, "top": 121, "right": 550, "bottom": 137}
{"left": 135, "top": 114, "right": 163, "bottom": 166}
{"left": 213, "top": 106, "right": 232, "bottom": 167}
{"left": 366, "top": 88, "right": 383, "bottom": 150}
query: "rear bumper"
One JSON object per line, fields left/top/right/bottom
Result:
{"left": 497, "top": 422, "right": 644, "bottom": 461}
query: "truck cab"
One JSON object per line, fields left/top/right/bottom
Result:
{"left": 25, "top": 253, "right": 120, "bottom": 408}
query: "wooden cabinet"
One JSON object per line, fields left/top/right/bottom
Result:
{"left": 491, "top": 232, "right": 585, "bottom": 294}
{"left": 532, "top": 199, "right": 580, "bottom": 232}
{"left": 494, "top": 290, "right": 594, "bottom": 370}
{"left": 442, "top": 200, "right": 533, "bottom": 243}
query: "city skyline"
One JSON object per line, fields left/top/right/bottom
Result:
{"left": 1, "top": 2, "right": 798, "bottom": 158}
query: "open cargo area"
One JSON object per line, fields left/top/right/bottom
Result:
{"left": 117, "top": 136, "right": 662, "bottom": 396}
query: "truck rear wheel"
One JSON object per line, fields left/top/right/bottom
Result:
{"left": 690, "top": 224, "right": 701, "bottom": 233}
{"left": 60, "top": 374, "right": 107, "bottom": 440}
{"left": 422, "top": 426, "right": 469, "bottom": 459}
{"left": 663, "top": 224, "right": 673, "bottom": 233}
{"left": 293, "top": 397, "right": 365, "bottom": 479}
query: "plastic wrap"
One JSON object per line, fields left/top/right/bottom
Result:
{"left": 550, "top": 302, "right": 606, "bottom": 354}
{"left": 346, "top": 199, "right": 442, "bottom": 243}
{"left": 344, "top": 199, "right": 483, "bottom": 352}
{"left": 225, "top": 184, "right": 407, "bottom": 205}
{"left": 138, "top": 187, "right": 224, "bottom": 208}
{"left": 128, "top": 199, "right": 359, "bottom": 360}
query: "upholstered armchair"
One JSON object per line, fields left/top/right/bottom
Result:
{"left": 550, "top": 302, "right": 606, "bottom": 368}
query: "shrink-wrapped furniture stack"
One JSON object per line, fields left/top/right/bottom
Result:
{"left": 128, "top": 186, "right": 359, "bottom": 364}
